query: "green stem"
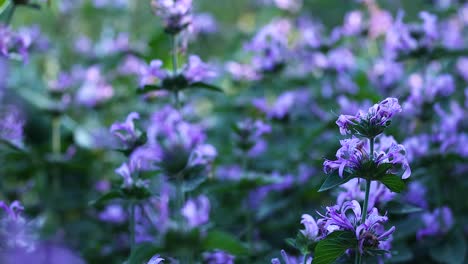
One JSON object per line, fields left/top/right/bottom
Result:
{"left": 356, "top": 137, "right": 375, "bottom": 264}
{"left": 52, "top": 116, "right": 61, "bottom": 155}
{"left": 241, "top": 154, "right": 254, "bottom": 258}
{"left": 171, "top": 34, "right": 180, "bottom": 109}
{"left": 176, "top": 173, "right": 185, "bottom": 227}
{"left": 303, "top": 253, "right": 308, "bottom": 264}
{"left": 129, "top": 201, "right": 136, "bottom": 253}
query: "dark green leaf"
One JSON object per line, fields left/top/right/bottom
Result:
{"left": 379, "top": 174, "right": 405, "bottom": 193}
{"left": 88, "top": 190, "right": 125, "bottom": 207}
{"left": 313, "top": 231, "right": 357, "bottom": 264}
{"left": 319, "top": 172, "right": 354, "bottom": 192}
{"left": 386, "top": 201, "right": 423, "bottom": 215}
{"left": 202, "top": 230, "right": 248, "bottom": 256}
{"left": 188, "top": 82, "right": 224, "bottom": 92}
{"left": 127, "top": 242, "right": 161, "bottom": 264}
{"left": 137, "top": 84, "right": 164, "bottom": 94}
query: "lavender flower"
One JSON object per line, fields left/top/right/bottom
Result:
{"left": 147, "top": 254, "right": 164, "bottom": 264}
{"left": 324, "top": 135, "right": 411, "bottom": 179}
{"left": 403, "top": 72, "right": 455, "bottom": 116}
{"left": 253, "top": 90, "right": 310, "bottom": 120}
{"left": 342, "top": 10, "right": 363, "bottom": 36}
{"left": 98, "top": 204, "right": 126, "bottom": 224}
{"left": 146, "top": 106, "right": 216, "bottom": 176}
{"left": 225, "top": 61, "right": 261, "bottom": 81}
{"left": 368, "top": 58, "right": 404, "bottom": 90}
{"left": 417, "top": 207, "right": 454, "bottom": 240}
{"left": 336, "top": 179, "right": 395, "bottom": 210}
{"left": 110, "top": 112, "right": 141, "bottom": 149}
{"left": 151, "top": 0, "right": 192, "bottom": 34}
{"left": 76, "top": 66, "right": 114, "bottom": 107}
{"left": 271, "top": 250, "right": 312, "bottom": 264}
{"left": 300, "top": 214, "right": 319, "bottom": 240}
{"left": 0, "top": 201, "right": 36, "bottom": 251}
{"left": 181, "top": 195, "right": 210, "bottom": 228}
{"left": 139, "top": 55, "right": 216, "bottom": 89}
{"left": 233, "top": 119, "right": 271, "bottom": 156}
{"left": 336, "top": 97, "right": 402, "bottom": 138}
{"left": 317, "top": 200, "right": 395, "bottom": 254}
{"left": 403, "top": 181, "right": 428, "bottom": 209}
{"left": 0, "top": 105, "right": 25, "bottom": 149}
{"left": 245, "top": 19, "right": 292, "bottom": 72}
{"left": 202, "top": 250, "right": 235, "bottom": 264}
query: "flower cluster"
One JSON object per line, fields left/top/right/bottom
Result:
{"left": 336, "top": 98, "right": 402, "bottom": 138}
{"left": 151, "top": 0, "right": 192, "bottom": 34}
{"left": 233, "top": 119, "right": 271, "bottom": 157}
{"left": 323, "top": 135, "right": 411, "bottom": 179}
{"left": 0, "top": 201, "right": 36, "bottom": 251}
{"left": 417, "top": 206, "right": 454, "bottom": 240}
{"left": 181, "top": 195, "right": 210, "bottom": 228}
{"left": 139, "top": 55, "right": 216, "bottom": 90}
{"left": 202, "top": 250, "right": 235, "bottom": 264}
{"left": 0, "top": 105, "right": 25, "bottom": 149}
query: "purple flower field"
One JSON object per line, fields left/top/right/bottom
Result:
{"left": 1, "top": 0, "right": 467, "bottom": 263}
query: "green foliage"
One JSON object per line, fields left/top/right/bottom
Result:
{"left": 313, "top": 231, "right": 357, "bottom": 264}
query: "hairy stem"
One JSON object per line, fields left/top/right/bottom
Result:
{"left": 52, "top": 116, "right": 61, "bottom": 155}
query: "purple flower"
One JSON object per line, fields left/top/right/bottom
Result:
{"left": 0, "top": 243, "right": 85, "bottom": 264}
{"left": 336, "top": 179, "right": 395, "bottom": 210}
{"left": 181, "top": 195, "right": 210, "bottom": 228}
{"left": 327, "top": 48, "right": 355, "bottom": 72}
{"left": 110, "top": 112, "right": 141, "bottom": 149}
{"left": 324, "top": 135, "right": 411, "bottom": 180}
{"left": 147, "top": 254, "right": 164, "bottom": 264}
{"left": 0, "top": 201, "right": 36, "bottom": 251}
{"left": 202, "top": 250, "right": 235, "bottom": 264}
{"left": 233, "top": 119, "right": 271, "bottom": 156}
{"left": 417, "top": 207, "right": 454, "bottom": 240}
{"left": 0, "top": 105, "right": 25, "bottom": 149}
{"left": 403, "top": 134, "right": 430, "bottom": 162}
{"left": 403, "top": 181, "right": 428, "bottom": 209}
{"left": 271, "top": 249, "right": 312, "bottom": 264}
{"left": 225, "top": 61, "right": 261, "bottom": 81}
{"left": 183, "top": 55, "right": 217, "bottom": 83}
{"left": 151, "top": 0, "right": 192, "bottom": 34}
{"left": 368, "top": 58, "right": 404, "bottom": 90}
{"left": 403, "top": 72, "right": 455, "bottom": 116}
{"left": 317, "top": 200, "right": 395, "bottom": 254}
{"left": 456, "top": 57, "right": 468, "bottom": 82}
{"left": 336, "top": 97, "right": 402, "bottom": 137}
{"left": 419, "top": 11, "right": 439, "bottom": 45}
{"left": 98, "top": 204, "right": 126, "bottom": 224}
{"left": 261, "top": 0, "right": 303, "bottom": 12}
{"left": 385, "top": 11, "right": 417, "bottom": 57}
{"left": 76, "top": 66, "right": 114, "bottom": 107}
{"left": 300, "top": 214, "right": 319, "bottom": 240}
{"left": 342, "top": 10, "right": 363, "bottom": 36}
{"left": 245, "top": 19, "right": 292, "bottom": 72}
{"left": 146, "top": 106, "right": 216, "bottom": 175}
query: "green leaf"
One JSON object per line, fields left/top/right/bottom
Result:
{"left": 127, "top": 242, "right": 161, "bottom": 264}
{"left": 188, "top": 82, "right": 224, "bottom": 92}
{"left": 386, "top": 201, "right": 423, "bottom": 215}
{"left": 313, "top": 231, "right": 357, "bottom": 264}
{"left": 137, "top": 84, "right": 164, "bottom": 94}
{"left": 379, "top": 174, "right": 405, "bottom": 193}
{"left": 0, "top": 0, "right": 10, "bottom": 15}
{"left": 429, "top": 230, "right": 467, "bottom": 264}
{"left": 202, "top": 230, "right": 248, "bottom": 256}
{"left": 88, "top": 190, "right": 125, "bottom": 207}
{"left": 319, "top": 172, "right": 354, "bottom": 192}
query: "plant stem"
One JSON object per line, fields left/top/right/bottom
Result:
{"left": 171, "top": 34, "right": 180, "bottom": 109}
{"left": 129, "top": 201, "right": 136, "bottom": 253}
{"left": 52, "top": 116, "right": 61, "bottom": 155}
{"left": 241, "top": 153, "right": 254, "bottom": 258}
{"left": 176, "top": 173, "right": 185, "bottom": 228}
{"left": 356, "top": 137, "right": 375, "bottom": 264}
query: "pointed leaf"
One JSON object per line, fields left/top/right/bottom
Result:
{"left": 202, "top": 230, "right": 248, "bottom": 256}
{"left": 137, "top": 84, "right": 165, "bottom": 94}
{"left": 89, "top": 190, "right": 125, "bottom": 207}
{"left": 379, "top": 174, "right": 405, "bottom": 193}
{"left": 319, "top": 172, "right": 354, "bottom": 192}
{"left": 188, "top": 82, "right": 224, "bottom": 92}
{"left": 313, "top": 231, "right": 356, "bottom": 264}
{"left": 127, "top": 242, "right": 161, "bottom": 264}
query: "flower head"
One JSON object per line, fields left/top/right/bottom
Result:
{"left": 417, "top": 206, "right": 454, "bottom": 240}
{"left": 336, "top": 97, "right": 402, "bottom": 138}
{"left": 181, "top": 195, "right": 210, "bottom": 228}
{"left": 151, "top": 0, "right": 192, "bottom": 34}
{"left": 202, "top": 250, "right": 235, "bottom": 264}
{"left": 110, "top": 112, "right": 141, "bottom": 149}
{"left": 0, "top": 105, "right": 25, "bottom": 149}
